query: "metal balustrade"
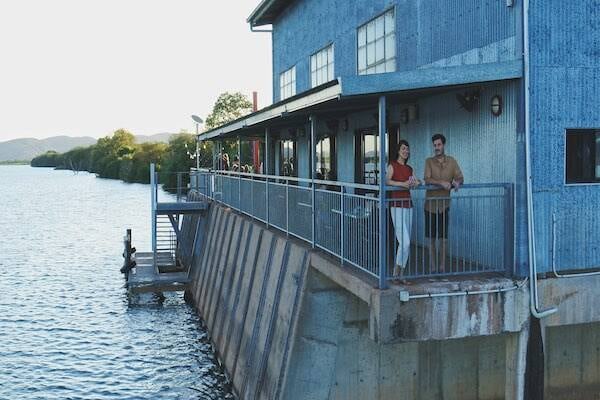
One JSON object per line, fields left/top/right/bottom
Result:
{"left": 191, "top": 169, "right": 514, "bottom": 283}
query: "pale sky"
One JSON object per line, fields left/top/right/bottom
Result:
{"left": 0, "top": 0, "right": 272, "bottom": 141}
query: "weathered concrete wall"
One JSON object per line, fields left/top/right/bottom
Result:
{"left": 184, "top": 201, "right": 539, "bottom": 399}
{"left": 186, "top": 202, "right": 312, "bottom": 400}
{"left": 282, "top": 268, "right": 525, "bottom": 400}
{"left": 536, "top": 276, "right": 600, "bottom": 399}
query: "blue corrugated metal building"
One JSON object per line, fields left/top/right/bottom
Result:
{"left": 197, "top": 0, "right": 599, "bottom": 283}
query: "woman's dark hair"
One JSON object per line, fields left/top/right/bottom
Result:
{"left": 393, "top": 139, "right": 410, "bottom": 164}
{"left": 431, "top": 133, "right": 446, "bottom": 144}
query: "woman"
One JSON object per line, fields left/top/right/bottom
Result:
{"left": 386, "top": 140, "right": 421, "bottom": 283}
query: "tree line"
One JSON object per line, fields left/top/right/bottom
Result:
{"left": 30, "top": 91, "right": 253, "bottom": 188}
{"left": 30, "top": 129, "right": 213, "bottom": 189}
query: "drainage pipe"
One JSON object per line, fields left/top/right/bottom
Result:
{"left": 404, "top": 278, "right": 528, "bottom": 301}
{"left": 523, "top": 0, "right": 557, "bottom": 318}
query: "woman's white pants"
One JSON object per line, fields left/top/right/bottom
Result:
{"left": 390, "top": 207, "right": 413, "bottom": 269}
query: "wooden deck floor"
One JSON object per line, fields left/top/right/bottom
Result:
{"left": 126, "top": 252, "right": 190, "bottom": 293}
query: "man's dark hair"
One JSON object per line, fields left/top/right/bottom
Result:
{"left": 431, "top": 133, "right": 446, "bottom": 144}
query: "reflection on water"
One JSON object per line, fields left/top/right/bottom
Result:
{"left": 0, "top": 166, "right": 232, "bottom": 400}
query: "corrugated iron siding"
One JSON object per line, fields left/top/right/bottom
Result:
{"left": 529, "top": 1, "right": 600, "bottom": 272}
{"left": 272, "top": 0, "right": 519, "bottom": 102}
{"left": 399, "top": 80, "right": 518, "bottom": 268}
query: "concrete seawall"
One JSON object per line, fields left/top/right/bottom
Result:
{"left": 182, "top": 200, "right": 600, "bottom": 399}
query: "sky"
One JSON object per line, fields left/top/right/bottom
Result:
{"left": 0, "top": 0, "right": 272, "bottom": 141}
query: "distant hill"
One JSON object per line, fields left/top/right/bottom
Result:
{"left": 135, "top": 133, "right": 175, "bottom": 144}
{"left": 0, "top": 133, "right": 175, "bottom": 162}
{"left": 0, "top": 136, "right": 96, "bottom": 162}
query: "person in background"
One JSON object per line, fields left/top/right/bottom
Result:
{"left": 221, "top": 153, "right": 230, "bottom": 171}
{"left": 424, "top": 133, "right": 464, "bottom": 273}
{"left": 232, "top": 156, "right": 240, "bottom": 172}
{"left": 386, "top": 140, "right": 421, "bottom": 283}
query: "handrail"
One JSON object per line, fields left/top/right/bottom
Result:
{"left": 195, "top": 168, "right": 510, "bottom": 192}
{"left": 193, "top": 169, "right": 514, "bottom": 285}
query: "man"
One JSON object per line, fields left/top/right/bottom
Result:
{"left": 424, "top": 133, "right": 463, "bottom": 273}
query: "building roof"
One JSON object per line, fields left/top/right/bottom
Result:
{"left": 247, "top": 0, "right": 294, "bottom": 26}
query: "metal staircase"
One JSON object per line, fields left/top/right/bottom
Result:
{"left": 150, "top": 163, "right": 208, "bottom": 272}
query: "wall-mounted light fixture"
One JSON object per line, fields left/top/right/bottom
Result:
{"left": 325, "top": 119, "right": 339, "bottom": 133}
{"left": 491, "top": 95, "right": 503, "bottom": 117}
{"left": 342, "top": 118, "right": 349, "bottom": 131}
{"left": 408, "top": 104, "right": 419, "bottom": 121}
{"left": 400, "top": 108, "right": 409, "bottom": 124}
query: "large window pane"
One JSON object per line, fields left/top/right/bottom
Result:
{"left": 375, "top": 38, "right": 385, "bottom": 62}
{"left": 357, "top": 9, "right": 396, "bottom": 76}
{"left": 311, "top": 44, "right": 334, "bottom": 88}
{"left": 385, "top": 34, "right": 396, "bottom": 58}
{"left": 280, "top": 66, "right": 296, "bottom": 100}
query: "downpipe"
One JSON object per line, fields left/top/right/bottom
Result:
{"left": 523, "top": 0, "right": 557, "bottom": 319}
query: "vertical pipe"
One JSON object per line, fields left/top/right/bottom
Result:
{"left": 151, "top": 163, "right": 157, "bottom": 269}
{"left": 524, "top": 0, "right": 556, "bottom": 318}
{"left": 195, "top": 136, "right": 200, "bottom": 170}
{"left": 310, "top": 115, "right": 317, "bottom": 248}
{"left": 265, "top": 128, "right": 270, "bottom": 228}
{"left": 378, "top": 96, "right": 388, "bottom": 289}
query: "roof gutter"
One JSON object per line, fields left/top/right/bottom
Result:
{"left": 247, "top": 0, "right": 277, "bottom": 28}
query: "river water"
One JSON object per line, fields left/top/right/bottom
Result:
{"left": 0, "top": 166, "right": 232, "bottom": 400}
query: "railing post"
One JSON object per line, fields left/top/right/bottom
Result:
{"left": 340, "top": 185, "right": 345, "bottom": 264}
{"left": 310, "top": 114, "right": 317, "bottom": 248}
{"left": 505, "top": 183, "right": 515, "bottom": 276}
{"left": 150, "top": 163, "right": 157, "bottom": 269}
{"left": 265, "top": 127, "right": 270, "bottom": 228}
{"left": 177, "top": 172, "right": 182, "bottom": 202}
{"left": 377, "top": 96, "right": 388, "bottom": 289}
{"left": 286, "top": 180, "right": 290, "bottom": 237}
{"left": 238, "top": 136, "right": 242, "bottom": 210}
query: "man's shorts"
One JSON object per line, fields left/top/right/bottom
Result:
{"left": 425, "top": 209, "right": 449, "bottom": 239}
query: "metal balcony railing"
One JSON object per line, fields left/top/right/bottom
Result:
{"left": 190, "top": 169, "right": 514, "bottom": 284}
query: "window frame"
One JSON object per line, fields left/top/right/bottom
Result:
{"left": 311, "top": 44, "right": 334, "bottom": 88}
{"left": 564, "top": 128, "right": 600, "bottom": 186}
{"left": 279, "top": 139, "right": 298, "bottom": 177}
{"left": 280, "top": 66, "right": 297, "bottom": 101}
{"left": 356, "top": 7, "right": 396, "bottom": 76}
{"left": 315, "top": 135, "right": 336, "bottom": 181}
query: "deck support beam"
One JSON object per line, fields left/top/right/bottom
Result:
{"left": 310, "top": 114, "right": 317, "bottom": 248}
{"left": 378, "top": 96, "right": 388, "bottom": 289}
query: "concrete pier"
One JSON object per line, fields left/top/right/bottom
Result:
{"left": 183, "top": 200, "right": 600, "bottom": 399}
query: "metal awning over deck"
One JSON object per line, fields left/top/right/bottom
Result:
{"left": 197, "top": 61, "right": 521, "bottom": 142}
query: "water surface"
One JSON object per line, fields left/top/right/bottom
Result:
{"left": 0, "top": 166, "right": 232, "bottom": 400}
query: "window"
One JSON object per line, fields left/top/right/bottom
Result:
{"left": 355, "top": 127, "right": 398, "bottom": 185}
{"left": 357, "top": 9, "right": 396, "bottom": 75}
{"left": 356, "top": 130, "right": 380, "bottom": 185}
{"left": 311, "top": 45, "right": 334, "bottom": 88}
{"left": 280, "top": 140, "right": 297, "bottom": 177}
{"left": 566, "top": 129, "right": 600, "bottom": 184}
{"left": 315, "top": 136, "right": 336, "bottom": 180}
{"left": 280, "top": 66, "right": 296, "bottom": 100}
